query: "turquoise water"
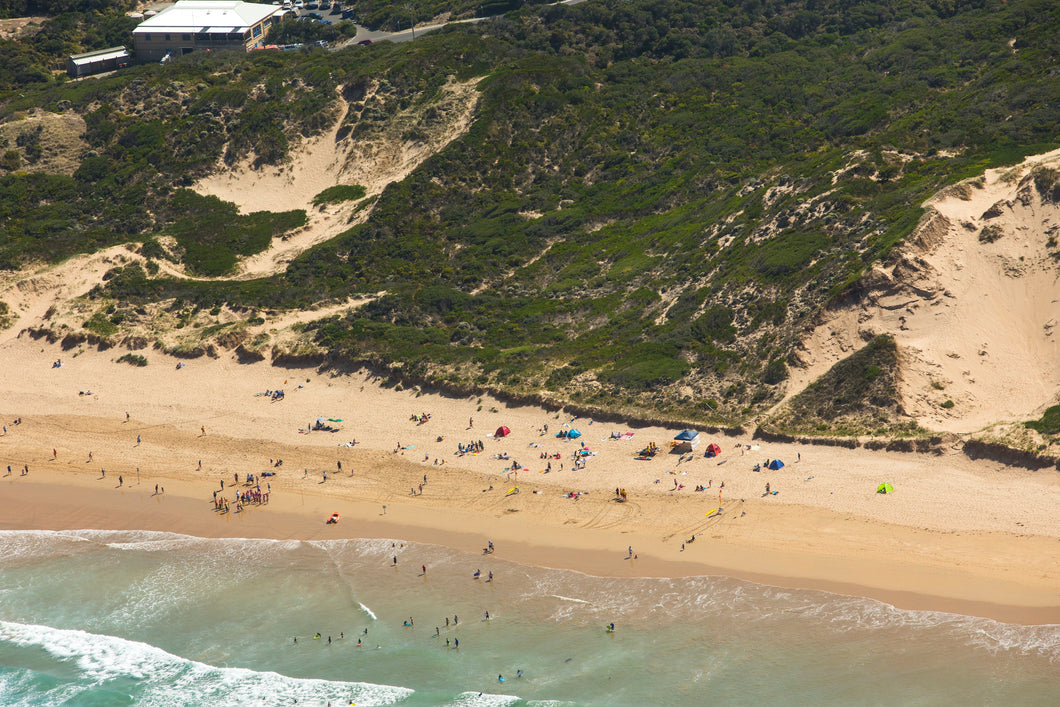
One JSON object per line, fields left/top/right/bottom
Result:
{"left": 0, "top": 530, "right": 1057, "bottom": 706}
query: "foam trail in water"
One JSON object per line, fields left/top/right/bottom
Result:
{"left": 550, "top": 595, "right": 590, "bottom": 605}
{"left": 359, "top": 602, "right": 378, "bottom": 621}
{"left": 0, "top": 620, "right": 413, "bottom": 706}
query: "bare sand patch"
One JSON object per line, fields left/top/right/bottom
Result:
{"left": 791, "top": 150, "right": 1060, "bottom": 433}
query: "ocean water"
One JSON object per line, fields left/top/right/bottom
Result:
{"left": 0, "top": 530, "right": 1057, "bottom": 706}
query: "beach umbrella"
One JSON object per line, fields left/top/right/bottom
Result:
{"left": 876, "top": 482, "right": 894, "bottom": 494}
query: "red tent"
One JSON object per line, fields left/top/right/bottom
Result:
{"left": 495, "top": 426, "right": 511, "bottom": 438}
{"left": 705, "top": 443, "right": 722, "bottom": 458}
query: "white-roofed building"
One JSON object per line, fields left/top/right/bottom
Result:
{"left": 132, "top": 1, "right": 285, "bottom": 61}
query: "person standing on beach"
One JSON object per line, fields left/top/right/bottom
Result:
{"left": 118, "top": 475, "right": 123, "bottom": 486}
{"left": 422, "top": 564, "right": 426, "bottom": 576}
{"left": 52, "top": 448, "right": 56, "bottom": 460}
{"left": 469, "top": 417, "right": 473, "bottom": 428}
{"left": 136, "top": 435, "right": 141, "bottom": 445}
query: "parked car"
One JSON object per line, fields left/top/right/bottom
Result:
{"left": 341, "top": 9, "right": 355, "bottom": 19}
{"left": 294, "top": 0, "right": 304, "bottom": 7}
{"left": 305, "top": 1, "right": 318, "bottom": 9}
{"left": 357, "top": 38, "right": 373, "bottom": 45}
{"left": 315, "top": 39, "right": 329, "bottom": 47}
{"left": 320, "top": 1, "right": 331, "bottom": 9}
{"left": 306, "top": 11, "right": 323, "bottom": 20}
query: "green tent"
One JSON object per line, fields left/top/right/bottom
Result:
{"left": 876, "top": 482, "right": 894, "bottom": 494}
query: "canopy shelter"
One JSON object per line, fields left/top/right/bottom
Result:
{"left": 704, "top": 443, "right": 722, "bottom": 458}
{"left": 495, "top": 425, "right": 511, "bottom": 438}
{"left": 877, "top": 482, "right": 894, "bottom": 494}
{"left": 672, "top": 429, "right": 700, "bottom": 452}
{"left": 767, "top": 459, "right": 785, "bottom": 470}
{"left": 567, "top": 429, "right": 582, "bottom": 439}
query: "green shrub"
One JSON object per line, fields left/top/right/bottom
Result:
{"left": 1025, "top": 405, "right": 1060, "bottom": 435}
{"left": 312, "top": 184, "right": 367, "bottom": 206}
{"left": 116, "top": 353, "right": 148, "bottom": 367}
{"left": 83, "top": 312, "right": 118, "bottom": 337}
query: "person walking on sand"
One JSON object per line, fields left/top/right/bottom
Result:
{"left": 422, "top": 564, "right": 426, "bottom": 576}
{"left": 118, "top": 475, "right": 123, "bottom": 487}
{"left": 469, "top": 417, "right": 473, "bottom": 428}
{"left": 136, "top": 435, "right": 141, "bottom": 445}
{"left": 52, "top": 448, "right": 57, "bottom": 460}
{"left": 765, "top": 482, "right": 771, "bottom": 495}
{"left": 201, "top": 426, "right": 206, "bottom": 436}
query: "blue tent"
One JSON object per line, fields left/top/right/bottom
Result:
{"left": 567, "top": 429, "right": 582, "bottom": 439}
{"left": 674, "top": 430, "right": 699, "bottom": 441}
{"left": 767, "top": 459, "right": 785, "bottom": 470}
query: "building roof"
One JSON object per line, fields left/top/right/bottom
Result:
{"left": 70, "top": 47, "right": 130, "bottom": 64}
{"left": 132, "top": 1, "right": 278, "bottom": 34}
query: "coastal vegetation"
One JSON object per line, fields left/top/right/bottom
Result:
{"left": 3, "top": 0, "right": 1060, "bottom": 431}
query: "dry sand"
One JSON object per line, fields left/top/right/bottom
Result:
{"left": 2, "top": 337, "right": 1058, "bottom": 624}
{"left": 792, "top": 149, "right": 1060, "bottom": 433}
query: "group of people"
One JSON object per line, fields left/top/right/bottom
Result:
{"left": 456, "top": 440, "right": 485, "bottom": 455}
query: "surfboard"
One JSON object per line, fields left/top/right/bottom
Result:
{"left": 705, "top": 508, "right": 722, "bottom": 518}
{"left": 506, "top": 487, "right": 519, "bottom": 496}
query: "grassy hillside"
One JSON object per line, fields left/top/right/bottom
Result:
{"left": 4, "top": 0, "right": 1060, "bottom": 425}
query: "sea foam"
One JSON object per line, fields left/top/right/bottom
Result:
{"left": 0, "top": 620, "right": 413, "bottom": 706}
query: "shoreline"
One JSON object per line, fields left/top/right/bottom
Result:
{"left": 3, "top": 469, "right": 1058, "bottom": 626}
{"left": 2, "top": 338, "right": 1059, "bottom": 626}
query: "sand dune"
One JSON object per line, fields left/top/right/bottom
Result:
{"left": 793, "top": 150, "right": 1060, "bottom": 433}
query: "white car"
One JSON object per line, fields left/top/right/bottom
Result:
{"left": 294, "top": 0, "right": 304, "bottom": 7}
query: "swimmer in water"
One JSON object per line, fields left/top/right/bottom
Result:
{"left": 498, "top": 675, "right": 505, "bottom": 682}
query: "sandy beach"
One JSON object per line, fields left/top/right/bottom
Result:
{"left": 1, "top": 336, "right": 1058, "bottom": 625}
